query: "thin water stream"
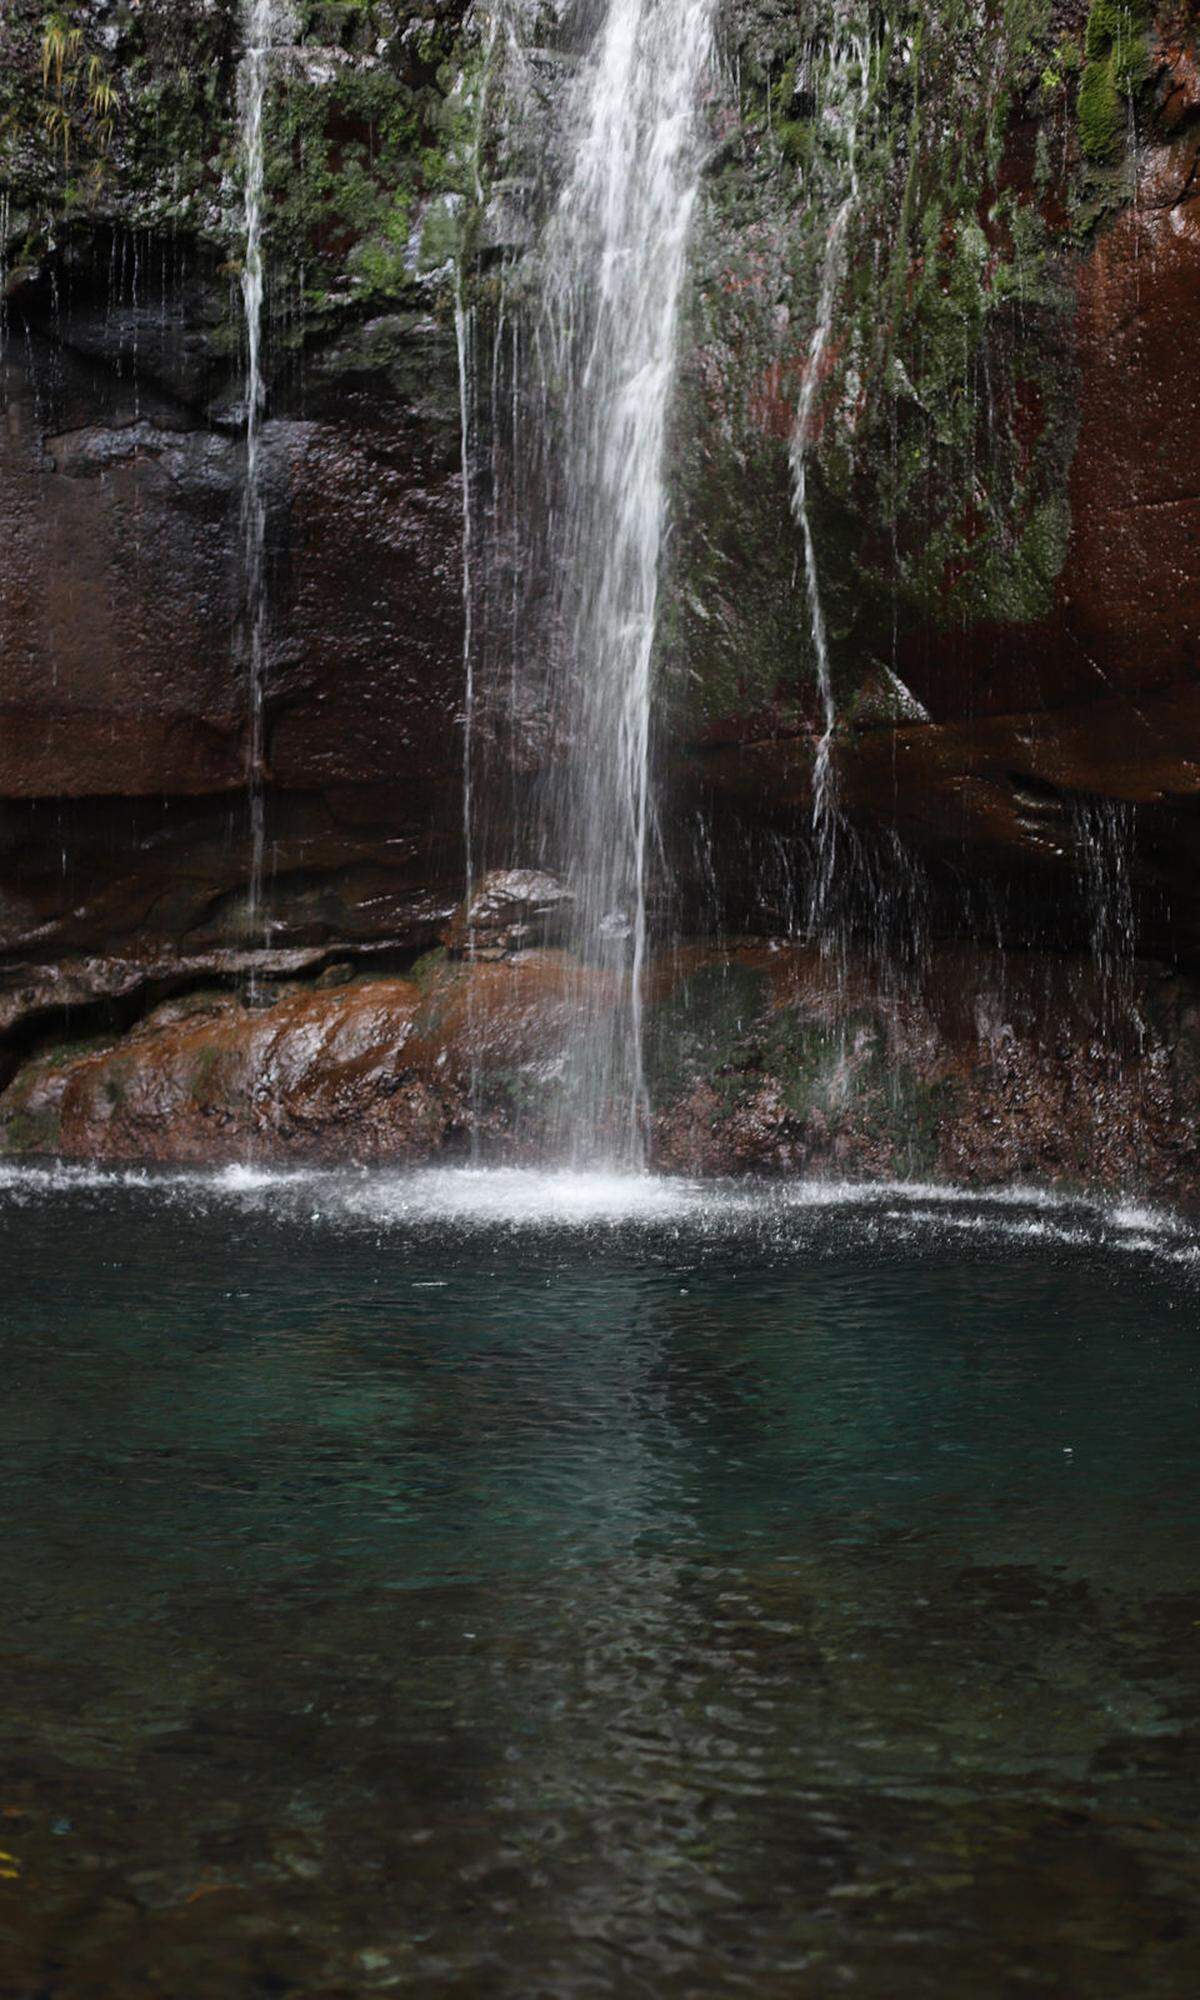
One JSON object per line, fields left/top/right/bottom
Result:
{"left": 789, "top": 24, "right": 871, "bottom": 937}
{"left": 236, "top": 0, "right": 290, "bottom": 980}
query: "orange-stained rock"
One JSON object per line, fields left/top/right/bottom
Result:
{"left": 2, "top": 946, "right": 1199, "bottom": 1206}
{"left": 15, "top": 954, "right": 621, "bottom": 1165}
{"left": 55, "top": 981, "right": 435, "bottom": 1164}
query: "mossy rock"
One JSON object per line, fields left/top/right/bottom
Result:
{"left": 645, "top": 960, "right": 772, "bottom": 1110}
{"left": 1078, "top": 0, "right": 1151, "bottom": 161}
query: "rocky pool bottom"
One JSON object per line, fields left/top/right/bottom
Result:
{"left": 0, "top": 1168, "right": 1198, "bottom": 1997}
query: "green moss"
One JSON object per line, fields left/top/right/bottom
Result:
{"left": 670, "top": 0, "right": 1081, "bottom": 734}
{"left": 1085, "top": 0, "right": 1135, "bottom": 60}
{"left": 759, "top": 1006, "right": 956, "bottom": 1172}
{"left": 190, "top": 1044, "right": 221, "bottom": 1107}
{"left": 1078, "top": 59, "right": 1124, "bottom": 160}
{"left": 758, "top": 1013, "right": 863, "bottom": 1120}
{"left": 1040, "top": 36, "right": 1083, "bottom": 96}
{"left": 1, "top": 1, "right": 480, "bottom": 338}
{"left": 646, "top": 961, "right": 771, "bottom": 1110}
{"left": 1077, "top": 0, "right": 1150, "bottom": 161}
{"left": 0, "top": 1030, "right": 113, "bottom": 1155}
{"left": 0, "top": 1103, "right": 62, "bottom": 1155}
{"left": 102, "top": 1066, "right": 128, "bottom": 1111}
{"left": 768, "top": 57, "right": 814, "bottom": 166}
{"left": 410, "top": 946, "right": 449, "bottom": 991}
{"left": 645, "top": 959, "right": 958, "bottom": 1174}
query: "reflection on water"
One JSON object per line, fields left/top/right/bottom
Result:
{"left": 1, "top": 1173, "right": 1198, "bottom": 1995}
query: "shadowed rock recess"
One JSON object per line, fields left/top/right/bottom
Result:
{"left": 2, "top": 0, "right": 1200, "bottom": 1193}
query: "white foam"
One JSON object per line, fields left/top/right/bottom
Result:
{"left": 0, "top": 1162, "right": 153, "bottom": 1194}
{"left": 213, "top": 1162, "right": 330, "bottom": 1194}
{"left": 340, "top": 1167, "right": 710, "bottom": 1229}
{"left": 895, "top": 1207, "right": 1092, "bottom": 1248}
{"left": 0, "top": 1161, "right": 1194, "bottom": 1269}
{"left": 865, "top": 1179, "right": 1088, "bottom": 1212}
{"left": 331, "top": 1171, "right": 1097, "bottom": 1233}
{"left": 1109, "top": 1200, "right": 1177, "bottom": 1236}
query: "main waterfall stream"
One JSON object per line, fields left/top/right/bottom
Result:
{"left": 236, "top": 0, "right": 289, "bottom": 975}
{"left": 540, "top": 0, "right": 715, "bottom": 1165}
{"left": 462, "top": 0, "right": 715, "bottom": 1168}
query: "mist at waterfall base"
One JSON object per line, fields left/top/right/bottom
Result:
{"left": 2, "top": 1167, "right": 1200, "bottom": 1993}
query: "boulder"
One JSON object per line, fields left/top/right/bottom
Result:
{"left": 441, "top": 870, "right": 575, "bottom": 958}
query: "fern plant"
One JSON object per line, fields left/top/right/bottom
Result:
{"left": 39, "top": 9, "right": 118, "bottom": 180}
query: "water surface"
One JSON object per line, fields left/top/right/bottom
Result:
{"left": 1, "top": 1170, "right": 1198, "bottom": 1995}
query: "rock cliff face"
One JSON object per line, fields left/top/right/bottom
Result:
{"left": 2, "top": 0, "right": 1200, "bottom": 1185}
{"left": 672, "top": 0, "right": 1200, "bottom": 959}
{"left": 1, "top": 0, "right": 471, "bottom": 990}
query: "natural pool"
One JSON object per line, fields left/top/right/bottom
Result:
{"left": 1, "top": 1167, "right": 1198, "bottom": 1996}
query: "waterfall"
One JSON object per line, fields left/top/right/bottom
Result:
{"left": 538, "top": 0, "right": 716, "bottom": 1167}
{"left": 236, "top": 0, "right": 290, "bottom": 982}
{"left": 454, "top": 271, "right": 483, "bottom": 1151}
{"left": 788, "top": 26, "right": 871, "bottom": 935}
{"left": 1074, "top": 796, "right": 1138, "bottom": 1033}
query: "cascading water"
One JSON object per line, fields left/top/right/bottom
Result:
{"left": 788, "top": 25, "right": 871, "bottom": 936}
{"left": 454, "top": 270, "right": 485, "bottom": 1153}
{"left": 536, "top": 0, "right": 716, "bottom": 1166}
{"left": 1074, "top": 795, "right": 1138, "bottom": 1033}
{"left": 459, "top": 0, "right": 716, "bottom": 1167}
{"left": 236, "top": 0, "right": 290, "bottom": 981}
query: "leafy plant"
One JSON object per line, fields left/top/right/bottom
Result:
{"left": 39, "top": 9, "right": 118, "bottom": 179}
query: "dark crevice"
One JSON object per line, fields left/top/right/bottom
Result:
{"left": 0, "top": 939, "right": 436, "bottom": 1096}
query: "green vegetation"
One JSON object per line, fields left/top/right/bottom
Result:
{"left": 0, "top": 3, "right": 120, "bottom": 203}
{"left": 1077, "top": 0, "right": 1151, "bottom": 160}
{"left": 0, "top": 0, "right": 478, "bottom": 333}
{"left": 40, "top": 11, "right": 118, "bottom": 175}
{"left": 670, "top": 0, "right": 1107, "bottom": 736}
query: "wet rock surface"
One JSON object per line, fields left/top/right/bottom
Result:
{"left": 6, "top": 942, "right": 1200, "bottom": 1204}
{"left": 668, "top": 0, "right": 1200, "bottom": 960}
{"left": 0, "top": 954, "right": 610, "bottom": 1165}
{"left": 441, "top": 869, "right": 576, "bottom": 959}
{"left": 648, "top": 945, "right": 1200, "bottom": 1196}
{"left": 0, "top": 3, "right": 472, "bottom": 966}
{"left": 0, "top": 1, "right": 1197, "bottom": 973}
{"left": 0, "top": 312, "right": 467, "bottom": 964}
